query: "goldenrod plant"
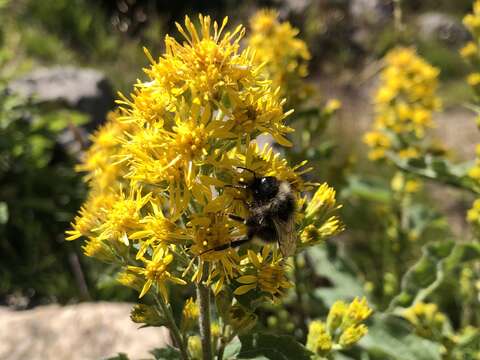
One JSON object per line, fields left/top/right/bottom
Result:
{"left": 348, "top": 4, "right": 480, "bottom": 359}
{"left": 66, "top": 7, "right": 480, "bottom": 360}
{"left": 306, "top": 297, "right": 372, "bottom": 358}
{"left": 67, "top": 15, "right": 344, "bottom": 359}
{"left": 248, "top": 9, "right": 342, "bottom": 183}
{"left": 364, "top": 47, "right": 442, "bottom": 162}
{"left": 248, "top": 9, "right": 311, "bottom": 107}
{"left": 463, "top": 0, "right": 480, "bottom": 228}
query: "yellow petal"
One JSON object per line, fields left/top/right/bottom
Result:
{"left": 139, "top": 279, "right": 153, "bottom": 298}
{"left": 234, "top": 284, "right": 257, "bottom": 296}
{"left": 237, "top": 275, "right": 257, "bottom": 284}
{"left": 248, "top": 250, "right": 261, "bottom": 268}
{"left": 170, "top": 275, "right": 187, "bottom": 285}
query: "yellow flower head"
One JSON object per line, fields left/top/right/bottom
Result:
{"left": 248, "top": 9, "right": 311, "bottom": 105}
{"left": 82, "top": 237, "right": 114, "bottom": 262}
{"left": 306, "top": 321, "right": 333, "bottom": 356}
{"left": 461, "top": 41, "right": 479, "bottom": 60}
{"left": 402, "top": 302, "right": 446, "bottom": 339}
{"left": 339, "top": 324, "right": 368, "bottom": 347}
{"left": 234, "top": 246, "right": 292, "bottom": 300}
{"left": 181, "top": 297, "right": 199, "bottom": 332}
{"left": 309, "top": 298, "right": 372, "bottom": 356}
{"left": 129, "top": 247, "right": 187, "bottom": 300}
{"left": 365, "top": 47, "right": 441, "bottom": 162}
{"left": 463, "top": 1, "right": 480, "bottom": 36}
{"left": 344, "top": 297, "right": 373, "bottom": 326}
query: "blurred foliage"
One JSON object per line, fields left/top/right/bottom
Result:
{"left": 0, "top": 81, "right": 86, "bottom": 304}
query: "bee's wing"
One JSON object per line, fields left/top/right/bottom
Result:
{"left": 272, "top": 216, "right": 297, "bottom": 258}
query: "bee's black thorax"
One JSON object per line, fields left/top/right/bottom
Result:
{"left": 245, "top": 178, "right": 296, "bottom": 243}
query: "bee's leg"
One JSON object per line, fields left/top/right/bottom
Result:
{"left": 199, "top": 236, "right": 250, "bottom": 255}
{"left": 230, "top": 236, "right": 250, "bottom": 248}
{"left": 228, "top": 214, "right": 246, "bottom": 223}
{"left": 224, "top": 184, "right": 247, "bottom": 190}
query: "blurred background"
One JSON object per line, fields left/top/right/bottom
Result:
{"left": 0, "top": 0, "right": 477, "bottom": 358}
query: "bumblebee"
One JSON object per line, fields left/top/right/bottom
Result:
{"left": 207, "top": 167, "right": 297, "bottom": 258}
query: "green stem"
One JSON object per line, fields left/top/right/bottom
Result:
{"left": 217, "top": 325, "right": 235, "bottom": 360}
{"left": 389, "top": 155, "right": 480, "bottom": 195}
{"left": 197, "top": 282, "right": 213, "bottom": 360}
{"left": 217, "top": 324, "right": 228, "bottom": 360}
{"left": 154, "top": 294, "right": 189, "bottom": 360}
{"left": 393, "top": 0, "right": 403, "bottom": 35}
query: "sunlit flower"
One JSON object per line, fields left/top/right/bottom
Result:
{"left": 181, "top": 297, "right": 199, "bottom": 332}
{"left": 461, "top": 41, "right": 478, "bottom": 60}
{"left": 234, "top": 246, "right": 292, "bottom": 300}
{"left": 308, "top": 297, "right": 372, "bottom": 357}
{"left": 95, "top": 189, "right": 151, "bottom": 245}
{"left": 402, "top": 302, "right": 447, "bottom": 339}
{"left": 306, "top": 321, "right": 333, "bottom": 356}
{"left": 338, "top": 324, "right": 368, "bottom": 347}
{"left": 468, "top": 73, "right": 480, "bottom": 87}
{"left": 81, "top": 237, "right": 115, "bottom": 262}
{"left": 67, "top": 14, "right": 342, "bottom": 323}
{"left": 248, "top": 9, "right": 311, "bottom": 106}
{"left": 128, "top": 247, "right": 187, "bottom": 300}
{"left": 365, "top": 47, "right": 441, "bottom": 162}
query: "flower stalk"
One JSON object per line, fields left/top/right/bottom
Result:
{"left": 197, "top": 282, "right": 213, "bottom": 360}
{"left": 154, "top": 293, "right": 189, "bottom": 360}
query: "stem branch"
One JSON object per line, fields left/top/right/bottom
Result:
{"left": 154, "top": 294, "right": 189, "bottom": 360}
{"left": 197, "top": 282, "right": 213, "bottom": 360}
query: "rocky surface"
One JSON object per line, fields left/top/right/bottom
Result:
{"left": 0, "top": 302, "right": 171, "bottom": 360}
{"left": 8, "top": 66, "right": 114, "bottom": 129}
{"left": 416, "top": 12, "right": 469, "bottom": 46}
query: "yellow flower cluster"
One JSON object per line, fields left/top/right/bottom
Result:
{"left": 67, "top": 15, "right": 342, "bottom": 307}
{"left": 402, "top": 302, "right": 447, "bottom": 340}
{"left": 463, "top": 1, "right": 480, "bottom": 56}
{"left": 462, "top": 3, "right": 480, "bottom": 233}
{"left": 248, "top": 10, "right": 311, "bottom": 106}
{"left": 469, "top": 145, "right": 480, "bottom": 189}
{"left": 299, "top": 183, "right": 344, "bottom": 246}
{"left": 391, "top": 171, "right": 422, "bottom": 194}
{"left": 306, "top": 297, "right": 373, "bottom": 356}
{"left": 364, "top": 47, "right": 441, "bottom": 161}
{"left": 467, "top": 198, "right": 480, "bottom": 229}
{"left": 462, "top": 1, "right": 480, "bottom": 104}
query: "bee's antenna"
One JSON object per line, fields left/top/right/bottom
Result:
{"left": 236, "top": 166, "right": 257, "bottom": 178}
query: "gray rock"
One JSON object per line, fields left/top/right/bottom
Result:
{"left": 8, "top": 66, "right": 114, "bottom": 130}
{"left": 0, "top": 302, "right": 171, "bottom": 360}
{"left": 349, "top": 0, "right": 393, "bottom": 48}
{"left": 416, "top": 12, "right": 469, "bottom": 46}
{"left": 277, "top": 0, "right": 310, "bottom": 15}
{"left": 350, "top": 0, "right": 392, "bottom": 26}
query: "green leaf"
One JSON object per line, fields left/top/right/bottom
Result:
{"left": 223, "top": 337, "right": 242, "bottom": 360}
{"left": 0, "top": 202, "right": 8, "bottom": 224}
{"left": 103, "top": 354, "right": 130, "bottom": 360}
{"left": 389, "top": 154, "right": 480, "bottom": 194}
{"left": 150, "top": 346, "right": 181, "bottom": 360}
{"left": 359, "top": 314, "right": 441, "bottom": 360}
{"left": 389, "top": 240, "right": 480, "bottom": 309}
{"left": 341, "top": 176, "right": 392, "bottom": 204}
{"left": 238, "top": 333, "right": 313, "bottom": 360}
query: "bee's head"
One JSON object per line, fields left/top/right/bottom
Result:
{"left": 250, "top": 176, "right": 279, "bottom": 201}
